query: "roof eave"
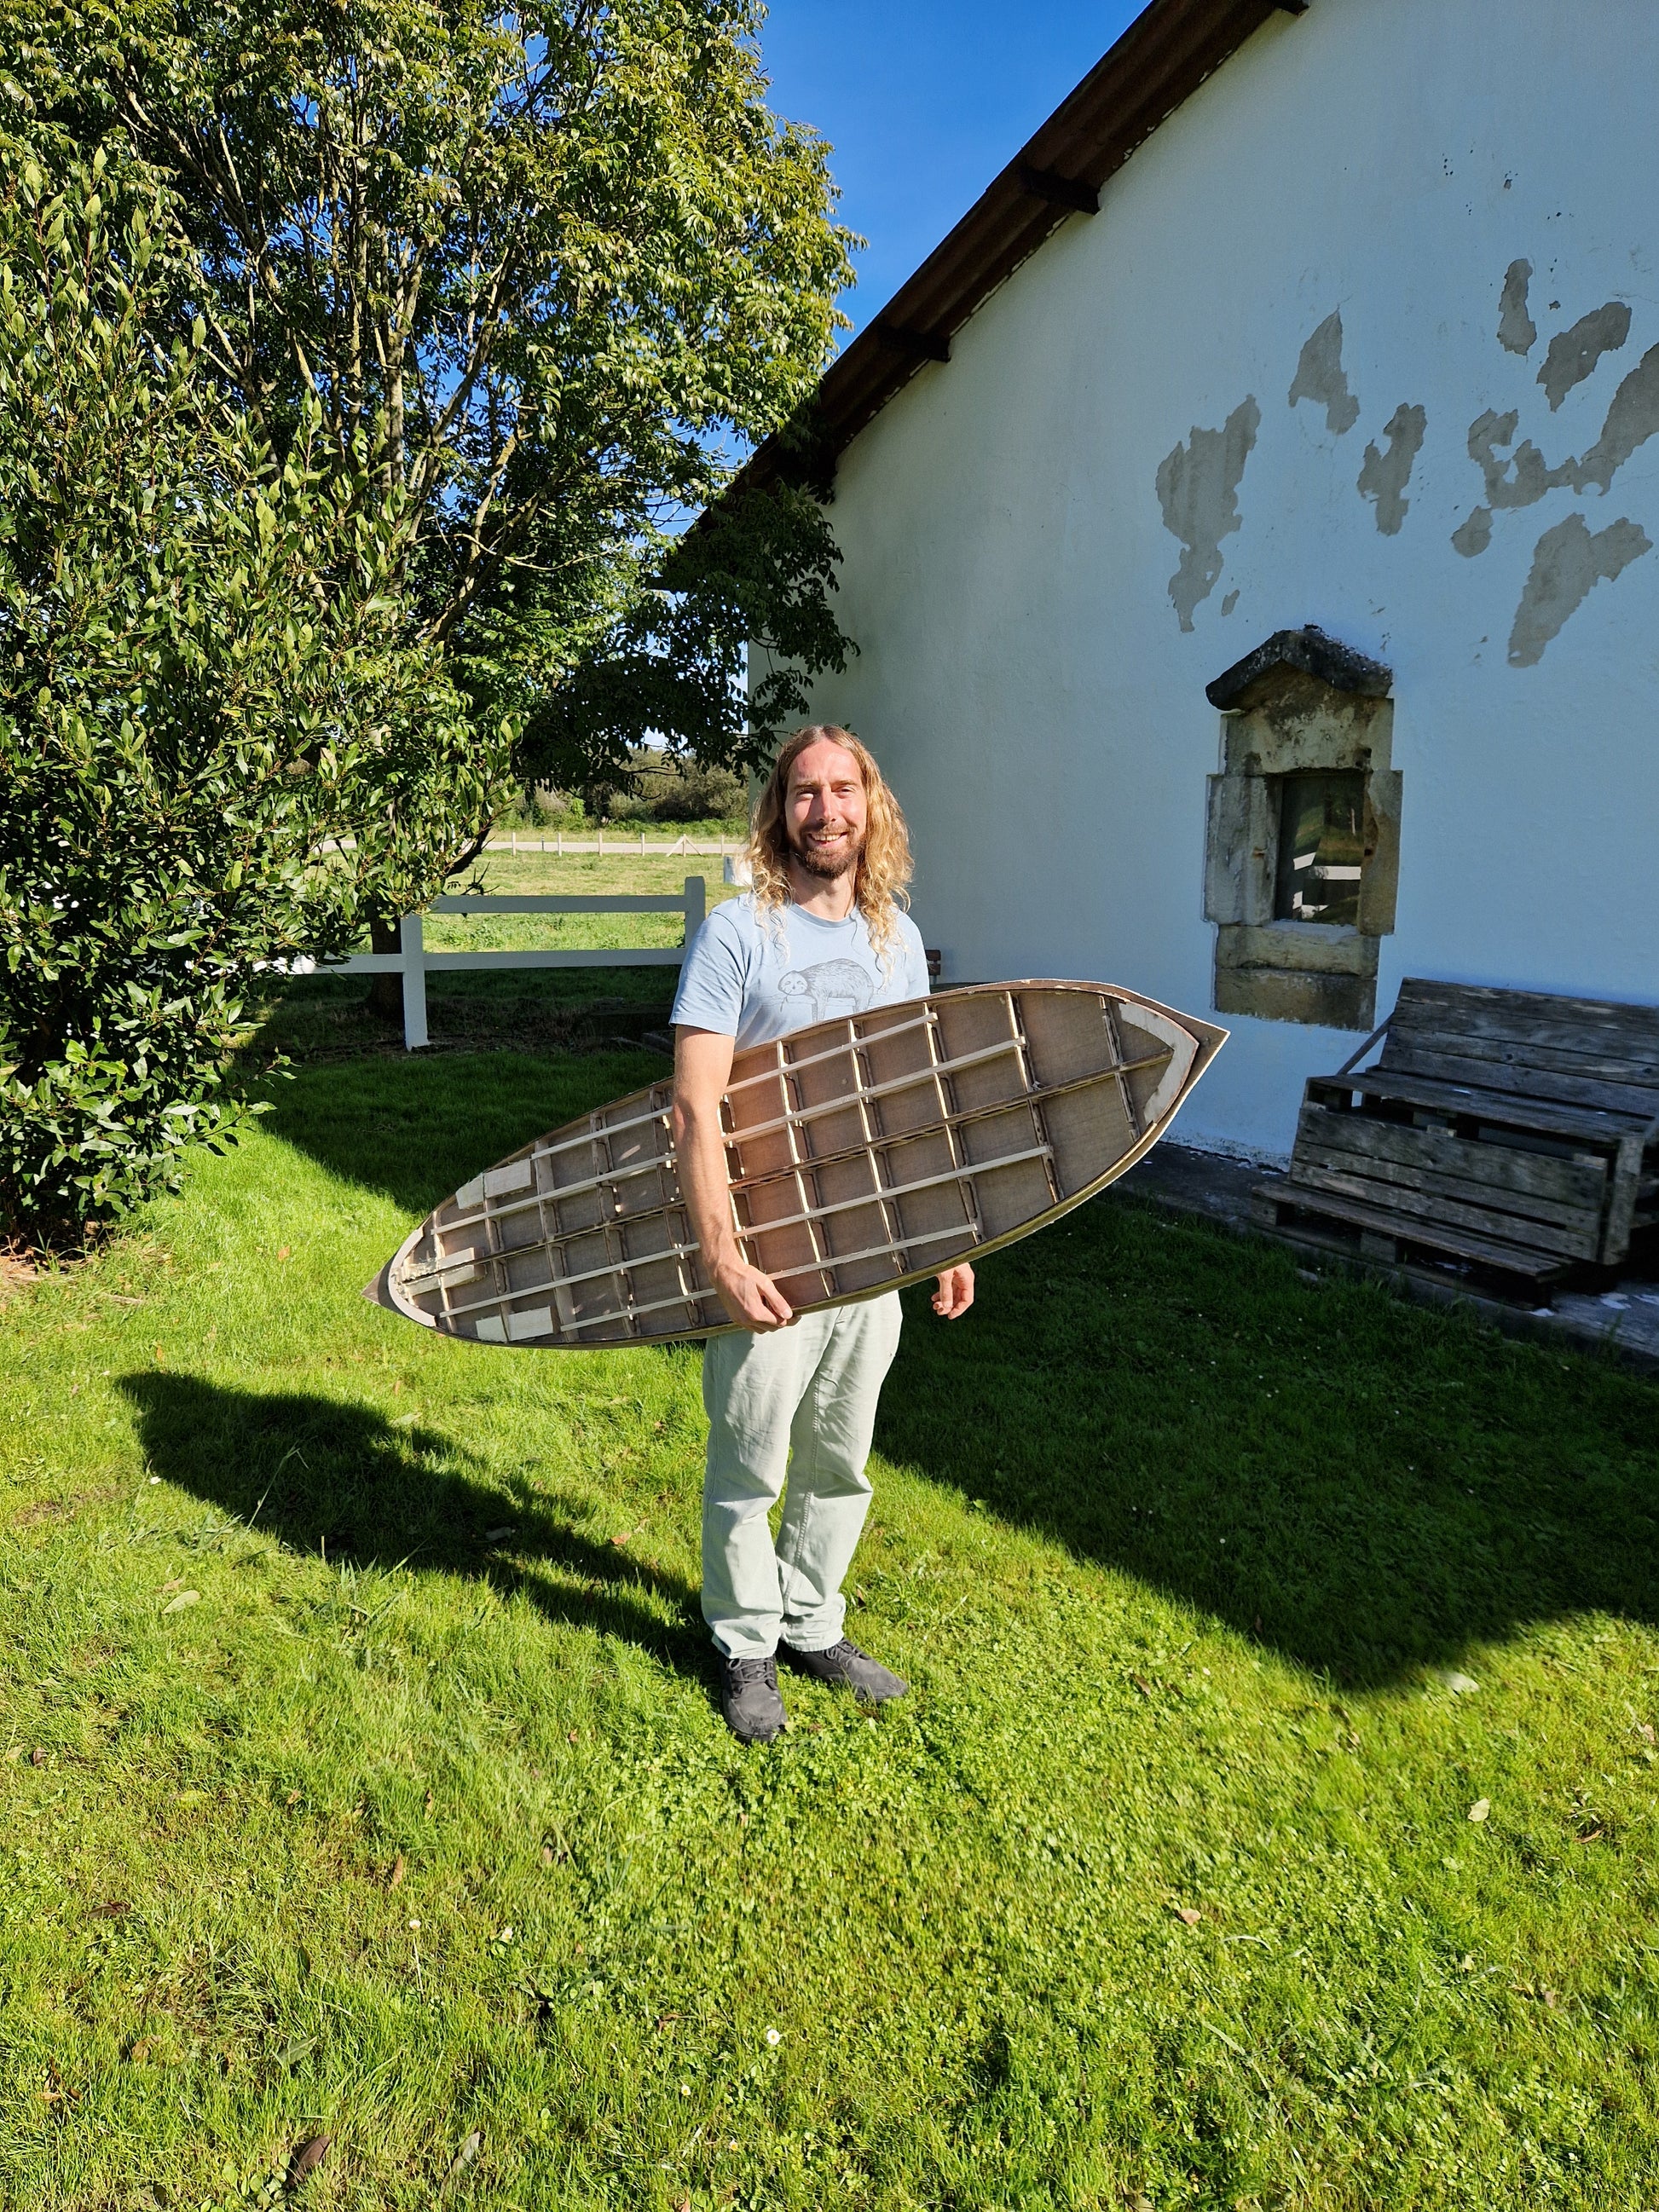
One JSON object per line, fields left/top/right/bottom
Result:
{"left": 734, "top": 0, "right": 1307, "bottom": 502}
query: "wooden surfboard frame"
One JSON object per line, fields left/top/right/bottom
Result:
{"left": 368, "top": 981, "right": 1226, "bottom": 1349}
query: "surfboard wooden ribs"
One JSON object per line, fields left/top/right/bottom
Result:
{"left": 374, "top": 982, "right": 1225, "bottom": 1349}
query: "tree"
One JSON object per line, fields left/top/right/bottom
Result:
{"left": 0, "top": 148, "right": 500, "bottom": 1233}
{"left": 10, "top": 0, "right": 858, "bottom": 789}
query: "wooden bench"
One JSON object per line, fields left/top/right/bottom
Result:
{"left": 1253, "top": 978, "right": 1659, "bottom": 1301}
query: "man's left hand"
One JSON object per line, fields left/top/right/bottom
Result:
{"left": 932, "top": 1263, "right": 974, "bottom": 1320}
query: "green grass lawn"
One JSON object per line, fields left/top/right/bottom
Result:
{"left": 425, "top": 851, "right": 740, "bottom": 959}
{"left": 4, "top": 1037, "right": 1658, "bottom": 2209}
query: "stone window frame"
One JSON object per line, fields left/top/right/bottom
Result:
{"left": 1202, "top": 627, "right": 1402, "bottom": 1031}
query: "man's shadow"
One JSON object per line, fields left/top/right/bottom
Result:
{"left": 118, "top": 1372, "right": 705, "bottom": 1671}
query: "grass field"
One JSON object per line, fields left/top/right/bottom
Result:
{"left": 426, "top": 852, "right": 741, "bottom": 958}
{"left": 3, "top": 1031, "right": 1658, "bottom": 2209}
{"left": 247, "top": 854, "right": 740, "bottom": 1069}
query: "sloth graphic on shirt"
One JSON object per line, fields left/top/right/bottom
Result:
{"left": 777, "top": 957, "right": 877, "bottom": 1025}
{"left": 672, "top": 893, "right": 929, "bottom": 1049}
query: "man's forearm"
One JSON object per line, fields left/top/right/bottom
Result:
{"left": 673, "top": 1032, "right": 794, "bottom": 1329}
{"left": 675, "top": 1099, "right": 740, "bottom": 1276}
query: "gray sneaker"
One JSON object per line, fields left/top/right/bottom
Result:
{"left": 781, "top": 1638, "right": 908, "bottom": 1702}
{"left": 720, "top": 1654, "right": 787, "bottom": 1743}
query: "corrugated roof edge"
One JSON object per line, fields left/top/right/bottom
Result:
{"left": 730, "top": 0, "right": 1309, "bottom": 503}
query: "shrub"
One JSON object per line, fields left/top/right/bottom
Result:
{"left": 0, "top": 151, "right": 505, "bottom": 1236}
{"left": 540, "top": 751, "right": 748, "bottom": 827}
{"left": 642, "top": 756, "right": 749, "bottom": 824}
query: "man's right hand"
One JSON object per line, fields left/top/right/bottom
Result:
{"left": 714, "top": 1256, "right": 794, "bottom": 1331}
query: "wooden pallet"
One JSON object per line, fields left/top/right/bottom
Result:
{"left": 370, "top": 981, "right": 1227, "bottom": 1349}
{"left": 1257, "top": 978, "right": 1659, "bottom": 1300}
{"left": 1251, "top": 1182, "right": 1571, "bottom": 1300}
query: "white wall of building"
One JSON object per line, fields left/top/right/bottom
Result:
{"left": 795, "top": 0, "right": 1659, "bottom": 1159}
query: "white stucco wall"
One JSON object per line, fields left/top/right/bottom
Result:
{"left": 794, "top": 0, "right": 1659, "bottom": 1160}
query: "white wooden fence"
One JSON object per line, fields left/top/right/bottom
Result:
{"left": 334, "top": 878, "right": 705, "bottom": 1052}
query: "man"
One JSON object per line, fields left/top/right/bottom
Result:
{"left": 671, "top": 725, "right": 974, "bottom": 1743}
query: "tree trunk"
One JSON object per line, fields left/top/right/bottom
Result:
{"left": 366, "top": 915, "right": 403, "bottom": 1023}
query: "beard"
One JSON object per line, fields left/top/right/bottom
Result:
{"left": 789, "top": 823, "right": 864, "bottom": 881}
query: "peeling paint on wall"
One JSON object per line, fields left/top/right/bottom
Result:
{"left": 1454, "top": 343, "right": 1659, "bottom": 543}
{"left": 1498, "top": 259, "right": 1537, "bottom": 355}
{"left": 1154, "top": 397, "right": 1261, "bottom": 632}
{"left": 1356, "top": 403, "right": 1427, "bottom": 534}
{"left": 1507, "top": 511, "right": 1651, "bottom": 665}
{"left": 1465, "top": 407, "right": 1556, "bottom": 511}
{"left": 1452, "top": 505, "right": 1494, "bottom": 557}
{"left": 1537, "top": 301, "right": 1631, "bottom": 409}
{"left": 1575, "top": 343, "right": 1659, "bottom": 492}
{"left": 1156, "top": 262, "right": 1657, "bottom": 648}
{"left": 1288, "top": 311, "right": 1361, "bottom": 435}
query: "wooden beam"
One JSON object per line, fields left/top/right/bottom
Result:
{"left": 872, "top": 321, "right": 951, "bottom": 364}
{"left": 1016, "top": 162, "right": 1101, "bottom": 214}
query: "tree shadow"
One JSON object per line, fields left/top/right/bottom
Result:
{"left": 231, "top": 1048, "right": 1659, "bottom": 1695}
{"left": 253, "top": 1045, "right": 671, "bottom": 1217}
{"left": 877, "top": 1194, "right": 1659, "bottom": 1690}
{"left": 244, "top": 968, "right": 677, "bottom": 1084}
{"left": 118, "top": 1371, "right": 707, "bottom": 1674}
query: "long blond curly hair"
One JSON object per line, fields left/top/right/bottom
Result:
{"left": 747, "top": 725, "right": 913, "bottom": 967}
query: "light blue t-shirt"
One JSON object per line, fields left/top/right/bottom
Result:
{"left": 672, "top": 894, "right": 929, "bottom": 1048}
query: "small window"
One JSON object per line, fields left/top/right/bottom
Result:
{"left": 1273, "top": 771, "right": 1366, "bottom": 926}
{"left": 1203, "top": 629, "right": 1401, "bottom": 1029}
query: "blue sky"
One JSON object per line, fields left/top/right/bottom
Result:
{"left": 758, "top": 2, "right": 1148, "bottom": 338}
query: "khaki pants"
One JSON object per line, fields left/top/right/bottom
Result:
{"left": 700, "top": 1292, "right": 904, "bottom": 1660}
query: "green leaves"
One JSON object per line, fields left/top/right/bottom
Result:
{"left": 16, "top": 0, "right": 857, "bottom": 782}
{"left": 0, "top": 147, "right": 505, "bottom": 1235}
{"left": 0, "top": 0, "right": 866, "bottom": 1222}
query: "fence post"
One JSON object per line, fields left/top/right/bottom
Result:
{"left": 682, "top": 875, "right": 706, "bottom": 952}
{"left": 400, "top": 911, "right": 429, "bottom": 1051}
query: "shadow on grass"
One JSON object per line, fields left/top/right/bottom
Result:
{"left": 118, "top": 1372, "right": 706, "bottom": 1672}
{"left": 880, "top": 1195, "right": 1659, "bottom": 1690}
{"left": 254, "top": 1042, "right": 673, "bottom": 1218}
{"left": 238, "top": 1046, "right": 1659, "bottom": 1693}
{"left": 242, "top": 969, "right": 679, "bottom": 1079}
